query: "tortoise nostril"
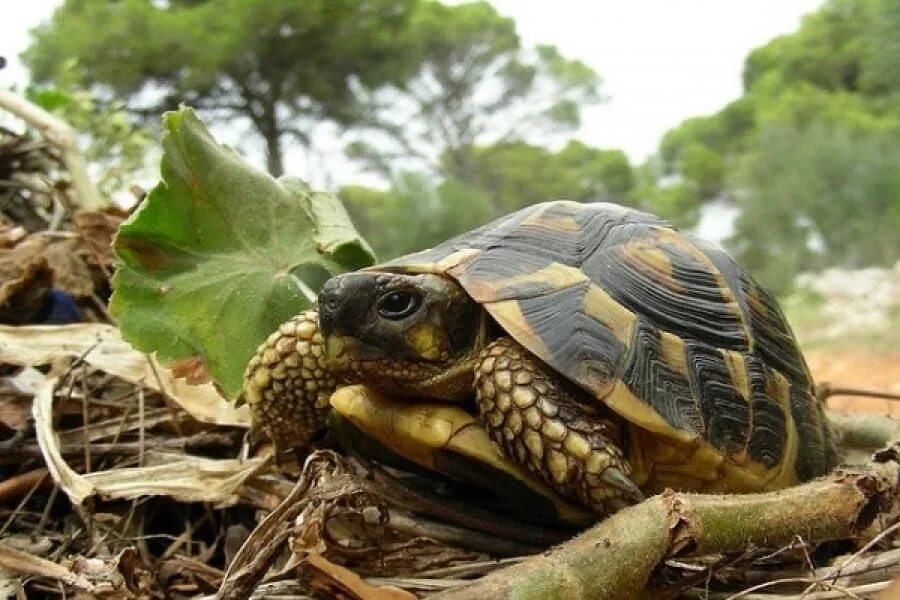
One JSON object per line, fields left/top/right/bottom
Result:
{"left": 318, "top": 279, "right": 348, "bottom": 338}
{"left": 319, "top": 279, "right": 341, "bottom": 313}
{"left": 318, "top": 273, "right": 376, "bottom": 334}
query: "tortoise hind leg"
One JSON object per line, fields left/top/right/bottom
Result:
{"left": 475, "top": 337, "right": 643, "bottom": 515}
{"left": 242, "top": 309, "right": 338, "bottom": 455}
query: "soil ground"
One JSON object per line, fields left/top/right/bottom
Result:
{"left": 784, "top": 263, "right": 900, "bottom": 416}
{"left": 808, "top": 349, "right": 900, "bottom": 416}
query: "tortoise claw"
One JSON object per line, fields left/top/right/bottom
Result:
{"left": 601, "top": 468, "right": 644, "bottom": 503}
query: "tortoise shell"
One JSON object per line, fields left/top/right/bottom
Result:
{"left": 375, "top": 200, "right": 839, "bottom": 488}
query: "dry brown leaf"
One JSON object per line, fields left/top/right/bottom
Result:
{"left": 33, "top": 376, "right": 264, "bottom": 505}
{"left": 0, "top": 323, "right": 250, "bottom": 427}
{"left": 38, "top": 236, "right": 95, "bottom": 297}
{"left": 169, "top": 356, "right": 212, "bottom": 385}
{"left": 0, "top": 396, "right": 32, "bottom": 431}
{"left": 881, "top": 576, "right": 900, "bottom": 600}
{"left": 0, "top": 572, "right": 20, "bottom": 599}
{"left": 0, "top": 256, "right": 54, "bottom": 324}
{"left": 3, "top": 365, "right": 47, "bottom": 395}
{"left": 64, "top": 548, "right": 149, "bottom": 596}
{"left": 33, "top": 377, "right": 95, "bottom": 504}
{"left": 0, "top": 366, "right": 45, "bottom": 429}
{"left": 0, "top": 235, "right": 94, "bottom": 298}
{"left": 82, "top": 451, "right": 266, "bottom": 506}
{"left": 115, "top": 548, "right": 152, "bottom": 596}
{"left": 73, "top": 210, "right": 125, "bottom": 269}
{"left": 0, "top": 546, "right": 147, "bottom": 597}
{"left": 0, "top": 222, "right": 27, "bottom": 247}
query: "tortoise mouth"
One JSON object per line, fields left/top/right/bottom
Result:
{"left": 325, "top": 334, "right": 410, "bottom": 374}
{"left": 325, "top": 333, "right": 439, "bottom": 381}
{"left": 325, "top": 333, "right": 478, "bottom": 402}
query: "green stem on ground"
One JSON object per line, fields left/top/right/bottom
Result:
{"left": 433, "top": 442, "right": 900, "bottom": 600}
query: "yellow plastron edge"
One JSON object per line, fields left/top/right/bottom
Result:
{"left": 329, "top": 385, "right": 593, "bottom": 524}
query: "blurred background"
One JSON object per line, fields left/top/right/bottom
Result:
{"left": 2, "top": 0, "right": 898, "bottom": 402}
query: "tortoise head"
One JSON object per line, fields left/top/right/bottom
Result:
{"left": 318, "top": 271, "right": 485, "bottom": 401}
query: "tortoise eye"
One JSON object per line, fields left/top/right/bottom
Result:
{"left": 377, "top": 290, "right": 421, "bottom": 320}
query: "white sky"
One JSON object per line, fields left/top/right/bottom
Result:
{"left": 490, "top": 0, "right": 824, "bottom": 160}
{"left": 2, "top": 0, "right": 824, "bottom": 187}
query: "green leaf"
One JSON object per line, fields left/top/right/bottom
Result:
{"left": 25, "top": 86, "right": 73, "bottom": 112}
{"left": 110, "top": 108, "right": 375, "bottom": 398}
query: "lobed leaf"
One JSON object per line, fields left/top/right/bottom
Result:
{"left": 110, "top": 108, "right": 374, "bottom": 398}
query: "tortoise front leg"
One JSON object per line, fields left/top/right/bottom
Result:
{"left": 242, "top": 309, "right": 339, "bottom": 454}
{"left": 475, "top": 337, "right": 644, "bottom": 514}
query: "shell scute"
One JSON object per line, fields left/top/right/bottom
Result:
{"left": 684, "top": 340, "right": 751, "bottom": 455}
{"left": 583, "top": 233, "right": 749, "bottom": 351}
{"left": 744, "top": 355, "right": 788, "bottom": 468}
{"left": 620, "top": 318, "right": 702, "bottom": 437}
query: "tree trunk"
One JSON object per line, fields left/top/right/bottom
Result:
{"left": 258, "top": 95, "right": 285, "bottom": 177}
{"left": 264, "top": 130, "right": 284, "bottom": 177}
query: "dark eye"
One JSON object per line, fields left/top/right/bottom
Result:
{"left": 377, "top": 290, "right": 421, "bottom": 320}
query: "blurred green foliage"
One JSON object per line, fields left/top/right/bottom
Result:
{"left": 733, "top": 124, "right": 900, "bottom": 292}
{"left": 464, "top": 141, "right": 635, "bottom": 212}
{"left": 655, "top": 0, "right": 900, "bottom": 293}
{"left": 25, "top": 0, "right": 598, "bottom": 186}
{"left": 346, "top": 1, "right": 602, "bottom": 183}
{"left": 25, "top": 0, "right": 419, "bottom": 176}
{"left": 23, "top": 0, "right": 900, "bottom": 295}
{"left": 340, "top": 174, "right": 495, "bottom": 259}
{"left": 340, "top": 140, "right": 641, "bottom": 259}
{"left": 26, "top": 61, "right": 152, "bottom": 198}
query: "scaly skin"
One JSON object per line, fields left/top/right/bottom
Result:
{"left": 242, "top": 309, "right": 337, "bottom": 453}
{"left": 475, "top": 337, "right": 643, "bottom": 514}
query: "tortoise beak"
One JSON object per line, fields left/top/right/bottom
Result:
{"left": 318, "top": 273, "right": 376, "bottom": 339}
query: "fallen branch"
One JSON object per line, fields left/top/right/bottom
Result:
{"left": 829, "top": 411, "right": 900, "bottom": 450}
{"left": 432, "top": 446, "right": 900, "bottom": 600}
{"left": 819, "top": 382, "right": 900, "bottom": 403}
{"left": 0, "top": 468, "right": 49, "bottom": 503}
{"left": 217, "top": 452, "right": 336, "bottom": 600}
{"left": 0, "top": 431, "right": 239, "bottom": 464}
{"left": 0, "top": 543, "right": 94, "bottom": 592}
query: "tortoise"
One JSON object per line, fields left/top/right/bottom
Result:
{"left": 242, "top": 200, "right": 839, "bottom": 516}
